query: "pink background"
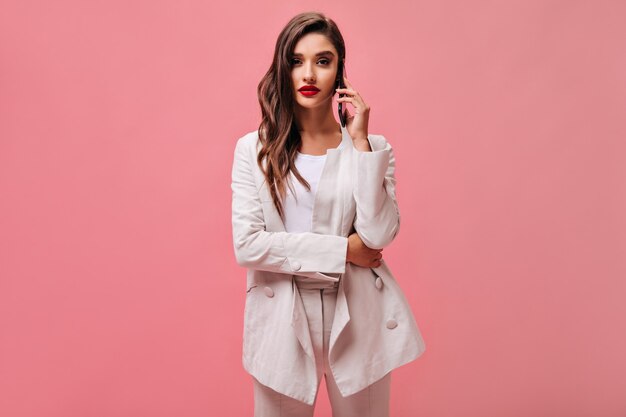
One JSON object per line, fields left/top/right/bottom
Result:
{"left": 1, "top": 1, "right": 625, "bottom": 416}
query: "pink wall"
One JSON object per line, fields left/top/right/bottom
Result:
{"left": 1, "top": 1, "right": 625, "bottom": 416}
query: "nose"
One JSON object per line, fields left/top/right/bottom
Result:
{"left": 303, "top": 62, "right": 316, "bottom": 82}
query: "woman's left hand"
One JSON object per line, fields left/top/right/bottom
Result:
{"left": 336, "top": 75, "right": 370, "bottom": 150}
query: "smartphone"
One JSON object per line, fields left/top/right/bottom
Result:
{"left": 337, "top": 64, "right": 347, "bottom": 127}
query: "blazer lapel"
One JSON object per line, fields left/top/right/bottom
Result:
{"left": 257, "top": 125, "right": 355, "bottom": 361}
{"left": 258, "top": 125, "right": 353, "bottom": 234}
{"left": 310, "top": 125, "right": 352, "bottom": 234}
{"left": 310, "top": 125, "right": 353, "bottom": 358}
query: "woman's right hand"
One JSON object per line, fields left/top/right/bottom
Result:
{"left": 346, "top": 232, "right": 383, "bottom": 268}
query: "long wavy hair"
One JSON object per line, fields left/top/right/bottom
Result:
{"left": 256, "top": 11, "right": 346, "bottom": 220}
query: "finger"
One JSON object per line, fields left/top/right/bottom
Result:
{"left": 343, "top": 75, "right": 354, "bottom": 89}
{"left": 337, "top": 96, "right": 361, "bottom": 105}
{"left": 335, "top": 88, "right": 356, "bottom": 96}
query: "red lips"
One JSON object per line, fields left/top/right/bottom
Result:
{"left": 299, "top": 85, "right": 320, "bottom": 97}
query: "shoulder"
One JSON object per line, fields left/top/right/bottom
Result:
{"left": 235, "top": 129, "right": 260, "bottom": 150}
{"left": 232, "top": 130, "right": 262, "bottom": 163}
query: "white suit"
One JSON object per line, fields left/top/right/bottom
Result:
{"left": 231, "top": 125, "right": 426, "bottom": 405}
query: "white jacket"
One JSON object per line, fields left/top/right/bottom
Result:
{"left": 231, "top": 124, "right": 426, "bottom": 405}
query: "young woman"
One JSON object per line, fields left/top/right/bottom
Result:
{"left": 231, "top": 11, "right": 426, "bottom": 417}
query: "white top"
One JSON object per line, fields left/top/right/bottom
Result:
{"left": 283, "top": 139, "right": 346, "bottom": 233}
{"left": 283, "top": 134, "right": 347, "bottom": 290}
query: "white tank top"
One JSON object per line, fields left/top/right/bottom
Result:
{"left": 283, "top": 139, "right": 346, "bottom": 233}
{"left": 283, "top": 153, "right": 326, "bottom": 233}
{"left": 283, "top": 139, "right": 346, "bottom": 290}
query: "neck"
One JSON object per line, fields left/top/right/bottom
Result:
{"left": 294, "top": 105, "right": 340, "bottom": 136}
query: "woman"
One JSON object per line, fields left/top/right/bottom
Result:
{"left": 231, "top": 11, "right": 426, "bottom": 417}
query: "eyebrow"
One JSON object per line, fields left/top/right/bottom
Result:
{"left": 292, "top": 50, "right": 335, "bottom": 57}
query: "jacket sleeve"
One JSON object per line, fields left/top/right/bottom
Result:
{"left": 231, "top": 136, "right": 348, "bottom": 282}
{"left": 352, "top": 134, "right": 401, "bottom": 249}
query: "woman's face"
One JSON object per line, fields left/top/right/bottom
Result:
{"left": 290, "top": 33, "right": 339, "bottom": 110}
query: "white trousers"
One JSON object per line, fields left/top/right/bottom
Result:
{"left": 252, "top": 285, "right": 392, "bottom": 417}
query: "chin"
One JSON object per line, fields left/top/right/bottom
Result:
{"left": 295, "top": 100, "right": 317, "bottom": 109}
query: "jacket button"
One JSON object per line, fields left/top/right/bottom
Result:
{"left": 375, "top": 277, "right": 383, "bottom": 290}
{"left": 386, "top": 319, "right": 398, "bottom": 329}
{"left": 264, "top": 286, "right": 274, "bottom": 298}
{"left": 291, "top": 261, "right": 301, "bottom": 271}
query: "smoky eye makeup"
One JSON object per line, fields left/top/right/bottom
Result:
{"left": 290, "top": 57, "right": 333, "bottom": 65}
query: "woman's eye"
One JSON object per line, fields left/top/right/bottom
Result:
{"left": 290, "top": 59, "right": 330, "bottom": 65}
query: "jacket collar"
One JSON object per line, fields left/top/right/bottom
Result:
{"left": 336, "top": 123, "right": 353, "bottom": 153}
{"left": 262, "top": 125, "right": 354, "bottom": 233}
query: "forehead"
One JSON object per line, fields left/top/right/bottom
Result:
{"left": 292, "top": 33, "right": 337, "bottom": 56}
